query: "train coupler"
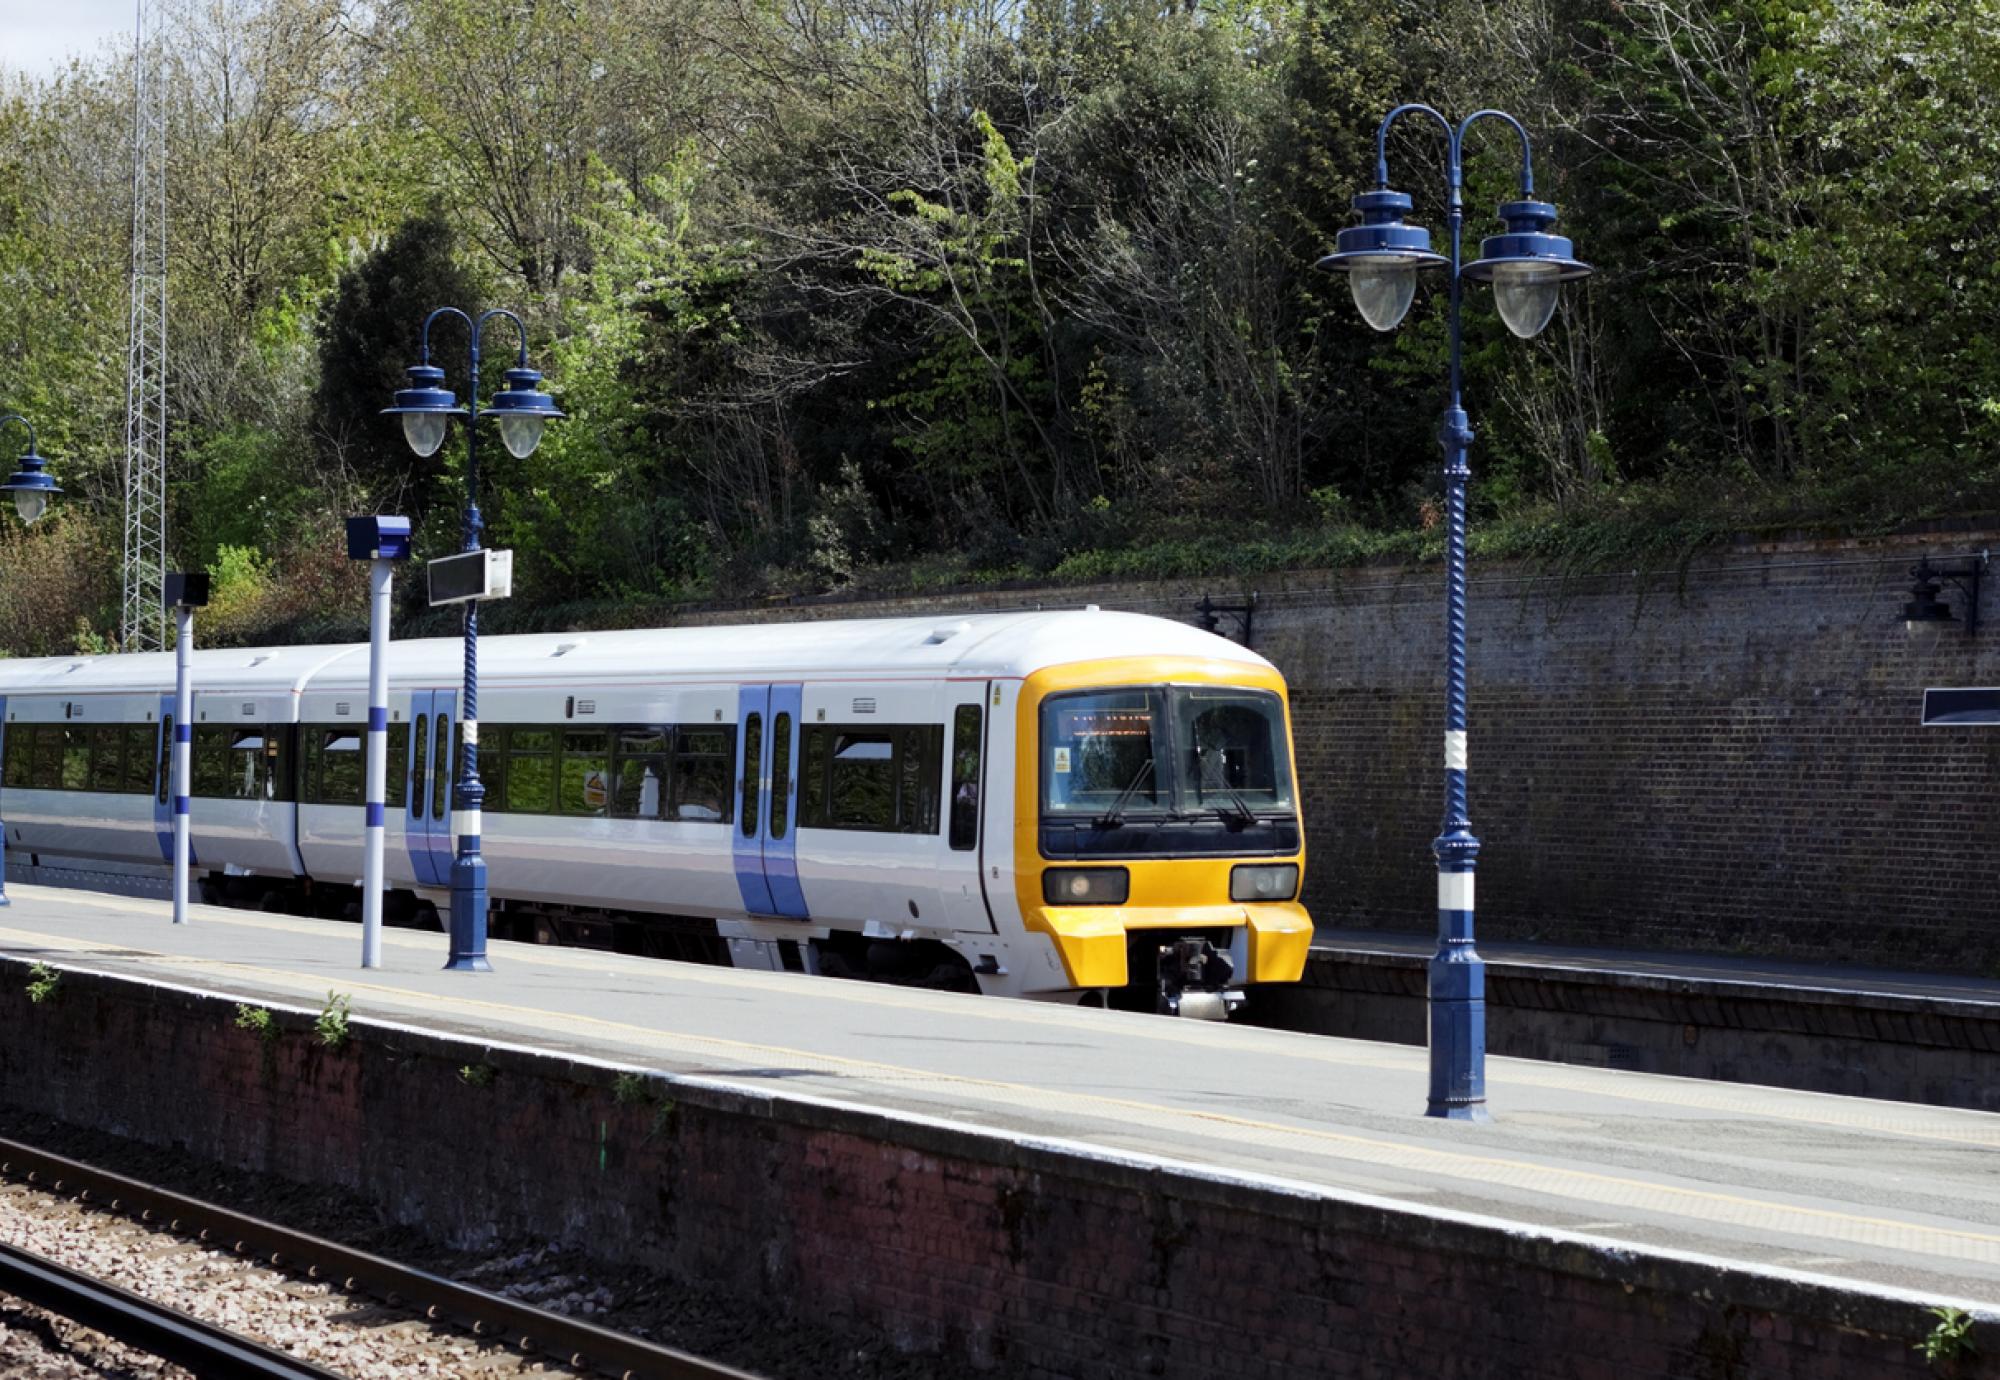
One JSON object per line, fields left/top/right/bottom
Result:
{"left": 1155, "top": 937, "right": 1245, "bottom": 1020}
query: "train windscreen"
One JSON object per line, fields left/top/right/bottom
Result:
{"left": 1040, "top": 686, "right": 1292, "bottom": 821}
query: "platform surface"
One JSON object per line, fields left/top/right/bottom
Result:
{"left": 1315, "top": 926, "right": 2000, "bottom": 1006}
{"left": 5, "top": 884, "right": 1998, "bottom": 1307}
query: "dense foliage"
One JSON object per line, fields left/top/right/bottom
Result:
{"left": 0, "top": 0, "right": 1996, "bottom": 650}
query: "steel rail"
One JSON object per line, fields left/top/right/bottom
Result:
{"left": 0, "top": 1237, "right": 349, "bottom": 1379}
{"left": 0, "top": 1137, "right": 759, "bottom": 1380}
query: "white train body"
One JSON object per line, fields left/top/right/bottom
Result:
{"left": 0, "top": 611, "right": 1314, "bottom": 1004}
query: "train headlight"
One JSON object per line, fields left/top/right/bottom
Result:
{"left": 1230, "top": 864, "right": 1299, "bottom": 902}
{"left": 1043, "top": 868, "right": 1130, "bottom": 906}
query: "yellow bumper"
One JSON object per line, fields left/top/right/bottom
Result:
{"left": 1029, "top": 901, "right": 1313, "bottom": 989}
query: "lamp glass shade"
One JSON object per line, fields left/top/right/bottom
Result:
{"left": 1490, "top": 261, "right": 1563, "bottom": 338}
{"left": 12, "top": 489, "right": 46, "bottom": 524}
{"left": 1351, "top": 263, "right": 1418, "bottom": 332}
{"left": 402, "top": 411, "right": 449, "bottom": 458}
{"left": 1903, "top": 578, "right": 1952, "bottom": 634}
{"left": 496, "top": 412, "right": 546, "bottom": 459}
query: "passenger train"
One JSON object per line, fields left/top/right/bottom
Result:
{"left": 0, "top": 610, "right": 1312, "bottom": 1014}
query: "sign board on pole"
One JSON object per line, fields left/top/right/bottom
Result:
{"left": 428, "top": 548, "right": 513, "bottom": 607}
{"left": 163, "top": 572, "right": 211, "bottom": 609}
{"left": 1921, "top": 687, "right": 2000, "bottom": 726}
{"left": 346, "top": 515, "right": 412, "bottom": 562}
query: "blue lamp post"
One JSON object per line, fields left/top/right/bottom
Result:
{"left": 382, "top": 310, "right": 561, "bottom": 971}
{"left": 1319, "top": 106, "right": 1590, "bottom": 1120}
{"left": 0, "top": 415, "right": 60, "bottom": 909}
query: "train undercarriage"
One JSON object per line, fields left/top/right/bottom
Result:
{"left": 195, "top": 869, "right": 1244, "bottom": 1016}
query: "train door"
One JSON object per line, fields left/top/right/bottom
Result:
{"left": 732, "top": 684, "right": 810, "bottom": 919}
{"left": 405, "top": 689, "right": 457, "bottom": 886}
{"left": 763, "top": 683, "right": 808, "bottom": 918}
{"left": 935, "top": 687, "right": 996, "bottom": 932}
{"left": 732, "top": 686, "right": 775, "bottom": 914}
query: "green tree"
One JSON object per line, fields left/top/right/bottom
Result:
{"left": 311, "top": 211, "right": 481, "bottom": 515}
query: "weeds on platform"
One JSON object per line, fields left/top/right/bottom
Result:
{"left": 608, "top": 1072, "right": 676, "bottom": 1142}
{"left": 234, "top": 1004, "right": 279, "bottom": 1044}
{"left": 315, "top": 991, "right": 352, "bottom": 1049}
{"left": 24, "top": 964, "right": 59, "bottom": 1005}
{"left": 1919, "top": 1306, "right": 1976, "bottom": 1365}
{"left": 459, "top": 1063, "right": 496, "bottom": 1088}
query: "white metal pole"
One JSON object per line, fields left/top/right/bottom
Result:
{"left": 171, "top": 604, "right": 191, "bottom": 923}
{"left": 361, "top": 557, "right": 391, "bottom": 968}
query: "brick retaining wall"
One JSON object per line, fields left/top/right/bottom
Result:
{"left": 664, "top": 529, "right": 2000, "bottom": 974}
{"left": 2, "top": 961, "right": 1985, "bottom": 1378}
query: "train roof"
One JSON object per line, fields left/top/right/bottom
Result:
{"left": 0, "top": 643, "right": 362, "bottom": 695}
{"left": 0, "top": 609, "right": 1275, "bottom": 695}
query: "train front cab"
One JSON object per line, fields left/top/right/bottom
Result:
{"left": 1013, "top": 656, "right": 1313, "bottom": 1016}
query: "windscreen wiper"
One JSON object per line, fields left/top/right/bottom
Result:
{"left": 1208, "top": 787, "right": 1257, "bottom": 830}
{"left": 1093, "top": 759, "right": 1155, "bottom": 828}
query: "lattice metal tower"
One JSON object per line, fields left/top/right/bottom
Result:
{"left": 121, "top": 0, "right": 169, "bottom": 651}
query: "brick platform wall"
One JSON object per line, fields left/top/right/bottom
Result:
{"left": 663, "top": 530, "right": 2000, "bottom": 973}
{"left": 1, "top": 964, "right": 1981, "bottom": 1379}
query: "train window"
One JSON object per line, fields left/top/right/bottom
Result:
{"left": 318, "top": 729, "right": 364, "bottom": 805}
{"left": 226, "top": 731, "right": 265, "bottom": 800}
{"left": 384, "top": 722, "right": 410, "bottom": 810}
{"left": 265, "top": 728, "right": 294, "bottom": 803}
{"left": 61, "top": 726, "right": 91, "bottom": 791}
{"left": 192, "top": 727, "right": 229, "bottom": 797}
{"left": 1172, "top": 688, "right": 1293, "bottom": 814}
{"left": 949, "top": 705, "right": 982, "bottom": 850}
{"left": 90, "top": 726, "right": 124, "bottom": 792}
{"left": 431, "top": 714, "right": 450, "bottom": 820}
{"left": 156, "top": 717, "right": 172, "bottom": 802}
{"left": 769, "top": 714, "right": 792, "bottom": 840}
{"left": 474, "top": 724, "right": 503, "bottom": 810}
{"left": 301, "top": 726, "right": 322, "bottom": 802}
{"left": 410, "top": 715, "right": 429, "bottom": 817}
{"left": 559, "top": 730, "right": 609, "bottom": 816}
{"left": 901, "top": 725, "right": 943, "bottom": 834}
{"left": 122, "top": 726, "right": 155, "bottom": 793}
{"left": 1040, "top": 688, "right": 1167, "bottom": 818}
{"left": 505, "top": 728, "right": 555, "bottom": 814}
{"left": 613, "top": 754, "right": 665, "bottom": 819}
{"left": 800, "top": 726, "right": 828, "bottom": 825}
{"left": 34, "top": 725, "right": 63, "bottom": 790}
{"left": 829, "top": 731, "right": 895, "bottom": 830}
{"left": 672, "top": 728, "right": 732, "bottom": 823}
{"left": 611, "top": 728, "right": 667, "bottom": 819}
{"left": 799, "top": 724, "right": 943, "bottom": 833}
{"left": 3, "top": 727, "right": 31, "bottom": 789}
{"left": 740, "top": 713, "right": 762, "bottom": 836}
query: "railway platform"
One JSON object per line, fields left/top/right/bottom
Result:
{"left": 0, "top": 883, "right": 1994, "bottom": 1378}
{"left": 1269, "top": 929, "right": 2000, "bottom": 1111}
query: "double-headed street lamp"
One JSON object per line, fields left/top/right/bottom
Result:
{"left": 0, "top": 414, "right": 61, "bottom": 910}
{"left": 1319, "top": 106, "right": 1591, "bottom": 1121}
{"left": 383, "top": 309, "right": 562, "bottom": 971}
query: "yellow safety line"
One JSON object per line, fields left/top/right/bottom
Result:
{"left": 5, "top": 915, "right": 1996, "bottom": 1266}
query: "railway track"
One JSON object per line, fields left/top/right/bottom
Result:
{"left": 0, "top": 1136, "right": 759, "bottom": 1380}
{"left": 0, "top": 1237, "right": 346, "bottom": 1378}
